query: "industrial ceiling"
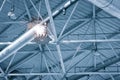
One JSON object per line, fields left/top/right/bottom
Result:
{"left": 0, "top": 0, "right": 120, "bottom": 80}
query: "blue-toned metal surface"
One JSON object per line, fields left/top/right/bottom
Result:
{"left": 0, "top": 0, "right": 120, "bottom": 80}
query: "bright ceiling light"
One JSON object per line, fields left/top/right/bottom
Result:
{"left": 27, "top": 20, "right": 48, "bottom": 42}
{"left": 33, "top": 24, "right": 47, "bottom": 41}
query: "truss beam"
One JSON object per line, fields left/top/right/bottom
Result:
{"left": 6, "top": 72, "right": 120, "bottom": 76}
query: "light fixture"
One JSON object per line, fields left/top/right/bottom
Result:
{"left": 27, "top": 20, "right": 47, "bottom": 42}
{"left": 62, "top": 8, "right": 66, "bottom": 15}
{"left": 33, "top": 24, "right": 47, "bottom": 41}
{"left": 8, "top": 11, "right": 17, "bottom": 20}
{"left": 7, "top": 5, "right": 17, "bottom": 20}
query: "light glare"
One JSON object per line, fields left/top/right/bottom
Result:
{"left": 34, "top": 24, "right": 47, "bottom": 40}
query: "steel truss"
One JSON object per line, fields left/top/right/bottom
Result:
{"left": 0, "top": 0, "right": 120, "bottom": 80}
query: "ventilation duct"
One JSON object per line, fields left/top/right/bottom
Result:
{"left": 0, "top": 24, "right": 47, "bottom": 62}
{"left": 88, "top": 0, "right": 120, "bottom": 19}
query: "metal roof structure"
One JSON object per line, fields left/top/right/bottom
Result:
{"left": 0, "top": 0, "right": 120, "bottom": 80}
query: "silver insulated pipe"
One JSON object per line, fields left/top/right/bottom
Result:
{"left": 0, "top": 24, "right": 46, "bottom": 62}
{"left": 88, "top": 0, "right": 120, "bottom": 19}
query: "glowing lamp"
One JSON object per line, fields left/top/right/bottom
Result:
{"left": 34, "top": 24, "right": 47, "bottom": 41}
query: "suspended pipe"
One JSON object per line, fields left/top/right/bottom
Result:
{"left": 88, "top": 0, "right": 120, "bottom": 19}
{"left": 0, "top": 24, "right": 45, "bottom": 62}
{"left": 0, "top": 0, "right": 78, "bottom": 62}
